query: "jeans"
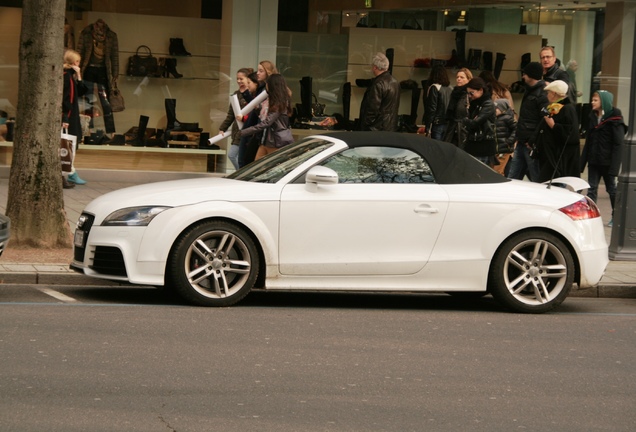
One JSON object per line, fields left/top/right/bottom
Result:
{"left": 507, "top": 143, "right": 539, "bottom": 182}
{"left": 430, "top": 123, "right": 447, "bottom": 141}
{"left": 228, "top": 144, "right": 239, "bottom": 170}
{"left": 587, "top": 164, "right": 617, "bottom": 213}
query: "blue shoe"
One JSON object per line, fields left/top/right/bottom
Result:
{"left": 67, "top": 172, "right": 87, "bottom": 185}
{"left": 607, "top": 218, "right": 613, "bottom": 227}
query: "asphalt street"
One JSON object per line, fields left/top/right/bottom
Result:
{"left": 1, "top": 286, "right": 635, "bottom": 432}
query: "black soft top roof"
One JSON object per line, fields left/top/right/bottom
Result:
{"left": 317, "top": 131, "right": 508, "bottom": 185}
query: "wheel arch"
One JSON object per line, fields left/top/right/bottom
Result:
{"left": 487, "top": 226, "right": 581, "bottom": 288}
{"left": 164, "top": 216, "right": 267, "bottom": 289}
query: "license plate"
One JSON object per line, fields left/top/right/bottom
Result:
{"left": 74, "top": 230, "right": 85, "bottom": 248}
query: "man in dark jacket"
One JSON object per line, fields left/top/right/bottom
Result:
{"left": 359, "top": 53, "right": 400, "bottom": 131}
{"left": 581, "top": 90, "right": 626, "bottom": 226}
{"left": 540, "top": 46, "right": 577, "bottom": 104}
{"left": 507, "top": 62, "right": 547, "bottom": 182}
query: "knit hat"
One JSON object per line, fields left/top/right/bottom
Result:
{"left": 544, "top": 80, "right": 569, "bottom": 96}
{"left": 522, "top": 62, "right": 543, "bottom": 80}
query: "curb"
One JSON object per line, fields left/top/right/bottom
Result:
{"left": 1, "top": 271, "right": 635, "bottom": 299}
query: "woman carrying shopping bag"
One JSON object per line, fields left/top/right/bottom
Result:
{"left": 62, "top": 49, "right": 88, "bottom": 187}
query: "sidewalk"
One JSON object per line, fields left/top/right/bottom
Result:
{"left": 0, "top": 168, "right": 634, "bottom": 298}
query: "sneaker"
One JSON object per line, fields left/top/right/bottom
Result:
{"left": 67, "top": 172, "right": 87, "bottom": 185}
{"left": 607, "top": 218, "right": 613, "bottom": 227}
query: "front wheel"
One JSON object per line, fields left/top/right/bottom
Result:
{"left": 489, "top": 231, "right": 574, "bottom": 314}
{"left": 168, "top": 221, "right": 259, "bottom": 307}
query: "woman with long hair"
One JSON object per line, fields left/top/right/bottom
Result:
{"left": 422, "top": 65, "right": 452, "bottom": 140}
{"left": 444, "top": 67, "right": 473, "bottom": 148}
{"left": 461, "top": 77, "right": 497, "bottom": 165}
{"left": 478, "top": 70, "right": 515, "bottom": 115}
{"left": 219, "top": 67, "right": 253, "bottom": 169}
{"left": 240, "top": 74, "right": 294, "bottom": 159}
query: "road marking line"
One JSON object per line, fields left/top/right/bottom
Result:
{"left": 37, "top": 287, "right": 78, "bottom": 303}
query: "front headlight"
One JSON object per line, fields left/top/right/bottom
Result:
{"left": 102, "top": 206, "right": 171, "bottom": 226}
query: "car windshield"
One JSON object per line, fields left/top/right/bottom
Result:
{"left": 227, "top": 138, "right": 334, "bottom": 183}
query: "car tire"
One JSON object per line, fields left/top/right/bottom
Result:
{"left": 489, "top": 231, "right": 574, "bottom": 314}
{"left": 168, "top": 220, "right": 259, "bottom": 307}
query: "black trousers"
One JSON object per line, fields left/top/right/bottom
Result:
{"left": 83, "top": 66, "right": 116, "bottom": 133}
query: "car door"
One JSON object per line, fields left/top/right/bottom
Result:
{"left": 278, "top": 146, "right": 449, "bottom": 276}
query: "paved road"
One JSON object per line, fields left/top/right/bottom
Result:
{"left": 1, "top": 286, "right": 635, "bottom": 431}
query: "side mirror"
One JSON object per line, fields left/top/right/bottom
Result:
{"left": 305, "top": 166, "right": 338, "bottom": 191}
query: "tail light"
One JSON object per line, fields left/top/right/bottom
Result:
{"left": 559, "top": 196, "right": 601, "bottom": 220}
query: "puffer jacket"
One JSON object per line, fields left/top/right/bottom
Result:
{"left": 494, "top": 99, "right": 516, "bottom": 153}
{"left": 359, "top": 71, "right": 400, "bottom": 131}
{"left": 516, "top": 80, "right": 548, "bottom": 145}
{"left": 581, "top": 104, "right": 626, "bottom": 176}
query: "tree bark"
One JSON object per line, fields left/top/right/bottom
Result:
{"left": 6, "top": 0, "right": 72, "bottom": 248}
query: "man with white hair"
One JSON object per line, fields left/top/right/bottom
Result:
{"left": 358, "top": 52, "right": 400, "bottom": 131}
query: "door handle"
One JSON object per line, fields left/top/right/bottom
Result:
{"left": 414, "top": 205, "right": 439, "bottom": 214}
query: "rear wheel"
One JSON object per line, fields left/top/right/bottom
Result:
{"left": 168, "top": 221, "right": 259, "bottom": 306}
{"left": 489, "top": 231, "right": 574, "bottom": 314}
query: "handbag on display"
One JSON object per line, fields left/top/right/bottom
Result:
{"left": 127, "top": 45, "right": 159, "bottom": 77}
{"left": 60, "top": 128, "right": 76, "bottom": 173}
{"left": 109, "top": 84, "right": 125, "bottom": 112}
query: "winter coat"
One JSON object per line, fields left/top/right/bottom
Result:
{"left": 494, "top": 100, "right": 516, "bottom": 154}
{"left": 444, "top": 85, "right": 469, "bottom": 148}
{"left": 62, "top": 68, "right": 88, "bottom": 141}
{"left": 220, "top": 90, "right": 250, "bottom": 145}
{"left": 77, "top": 22, "right": 119, "bottom": 88}
{"left": 423, "top": 84, "right": 452, "bottom": 130}
{"left": 581, "top": 94, "right": 626, "bottom": 176}
{"left": 240, "top": 110, "right": 294, "bottom": 149}
{"left": 533, "top": 98, "right": 580, "bottom": 182}
{"left": 543, "top": 64, "right": 576, "bottom": 104}
{"left": 359, "top": 71, "right": 400, "bottom": 131}
{"left": 462, "top": 93, "right": 497, "bottom": 158}
{"left": 516, "top": 80, "right": 548, "bottom": 145}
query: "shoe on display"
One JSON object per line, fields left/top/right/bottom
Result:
{"left": 607, "top": 218, "right": 613, "bottom": 227}
{"left": 68, "top": 172, "right": 87, "bottom": 185}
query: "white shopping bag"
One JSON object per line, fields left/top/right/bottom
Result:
{"left": 60, "top": 128, "right": 77, "bottom": 173}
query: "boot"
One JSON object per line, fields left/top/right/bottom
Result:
{"left": 67, "top": 172, "right": 87, "bottom": 185}
{"left": 520, "top": 53, "right": 531, "bottom": 71}
{"left": 494, "top": 53, "right": 506, "bottom": 80}
{"left": 455, "top": 29, "right": 467, "bottom": 67}
{"left": 468, "top": 49, "right": 482, "bottom": 70}
{"left": 165, "top": 99, "right": 179, "bottom": 130}
{"left": 62, "top": 175, "right": 75, "bottom": 189}
{"left": 165, "top": 58, "right": 183, "bottom": 78}
{"left": 482, "top": 51, "right": 493, "bottom": 72}
{"left": 126, "top": 115, "right": 149, "bottom": 147}
{"left": 409, "top": 88, "right": 421, "bottom": 125}
{"left": 169, "top": 38, "right": 191, "bottom": 56}
{"left": 385, "top": 48, "right": 394, "bottom": 75}
{"left": 342, "top": 82, "right": 351, "bottom": 122}
{"left": 154, "top": 57, "right": 166, "bottom": 78}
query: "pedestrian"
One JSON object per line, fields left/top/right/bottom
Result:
{"left": 493, "top": 99, "right": 517, "bottom": 175}
{"left": 238, "top": 69, "right": 268, "bottom": 168}
{"left": 422, "top": 65, "right": 452, "bottom": 140}
{"left": 358, "top": 52, "right": 400, "bottom": 131}
{"left": 462, "top": 77, "right": 496, "bottom": 165}
{"left": 240, "top": 74, "right": 294, "bottom": 159}
{"left": 507, "top": 62, "right": 547, "bottom": 182}
{"left": 218, "top": 67, "right": 253, "bottom": 170}
{"left": 580, "top": 90, "right": 626, "bottom": 227}
{"left": 444, "top": 67, "right": 473, "bottom": 149}
{"left": 540, "top": 46, "right": 576, "bottom": 103}
{"left": 479, "top": 70, "right": 515, "bottom": 115}
{"left": 62, "top": 48, "right": 89, "bottom": 188}
{"left": 533, "top": 80, "right": 580, "bottom": 183}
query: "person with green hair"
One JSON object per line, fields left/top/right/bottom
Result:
{"left": 581, "top": 90, "right": 627, "bottom": 227}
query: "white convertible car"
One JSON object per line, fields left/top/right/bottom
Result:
{"left": 71, "top": 132, "right": 608, "bottom": 313}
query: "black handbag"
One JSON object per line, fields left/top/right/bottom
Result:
{"left": 127, "top": 45, "right": 158, "bottom": 77}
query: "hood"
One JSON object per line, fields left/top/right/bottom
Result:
{"left": 494, "top": 98, "right": 511, "bottom": 115}
{"left": 596, "top": 90, "right": 614, "bottom": 120}
{"left": 83, "top": 177, "right": 280, "bottom": 216}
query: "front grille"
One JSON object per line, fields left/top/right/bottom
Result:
{"left": 73, "top": 213, "right": 94, "bottom": 262}
{"left": 90, "top": 246, "right": 128, "bottom": 277}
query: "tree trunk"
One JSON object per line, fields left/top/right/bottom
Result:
{"left": 6, "top": 0, "right": 72, "bottom": 248}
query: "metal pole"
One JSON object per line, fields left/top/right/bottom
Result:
{"left": 608, "top": 27, "right": 636, "bottom": 261}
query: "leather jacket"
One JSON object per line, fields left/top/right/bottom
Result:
{"left": 359, "top": 71, "right": 400, "bottom": 131}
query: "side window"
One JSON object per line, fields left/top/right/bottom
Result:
{"left": 321, "top": 146, "right": 435, "bottom": 183}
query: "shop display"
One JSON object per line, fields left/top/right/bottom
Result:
{"left": 126, "top": 45, "right": 158, "bottom": 77}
